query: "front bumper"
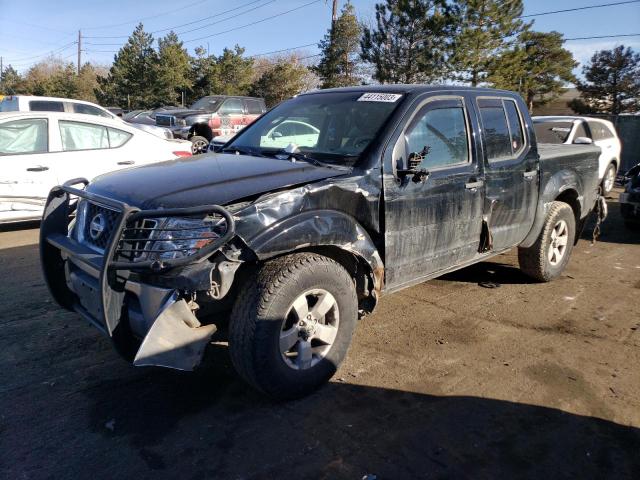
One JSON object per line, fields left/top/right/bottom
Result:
{"left": 40, "top": 180, "right": 235, "bottom": 370}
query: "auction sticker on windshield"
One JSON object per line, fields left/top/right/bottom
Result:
{"left": 357, "top": 93, "right": 402, "bottom": 102}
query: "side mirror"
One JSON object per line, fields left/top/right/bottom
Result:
{"left": 271, "top": 131, "right": 283, "bottom": 140}
{"left": 396, "top": 145, "right": 430, "bottom": 183}
{"left": 573, "top": 136, "right": 593, "bottom": 145}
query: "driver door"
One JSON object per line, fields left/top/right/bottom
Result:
{"left": 383, "top": 95, "right": 485, "bottom": 291}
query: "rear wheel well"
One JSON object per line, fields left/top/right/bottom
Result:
{"left": 554, "top": 189, "right": 581, "bottom": 242}
{"left": 190, "top": 122, "right": 213, "bottom": 141}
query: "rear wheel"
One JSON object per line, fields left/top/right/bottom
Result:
{"left": 229, "top": 253, "right": 358, "bottom": 399}
{"left": 602, "top": 163, "right": 616, "bottom": 195}
{"left": 518, "top": 201, "right": 576, "bottom": 282}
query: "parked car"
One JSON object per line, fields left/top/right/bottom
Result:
{"left": 0, "top": 111, "right": 191, "bottom": 223}
{"left": 155, "top": 96, "right": 266, "bottom": 154}
{"left": 532, "top": 116, "right": 622, "bottom": 195}
{"left": 107, "top": 107, "right": 124, "bottom": 117}
{"left": 620, "top": 162, "right": 640, "bottom": 230}
{"left": 124, "top": 107, "right": 180, "bottom": 126}
{"left": 40, "top": 86, "right": 602, "bottom": 399}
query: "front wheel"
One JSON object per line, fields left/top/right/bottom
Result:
{"left": 190, "top": 135, "right": 210, "bottom": 154}
{"left": 518, "top": 201, "right": 576, "bottom": 282}
{"left": 229, "top": 253, "right": 358, "bottom": 399}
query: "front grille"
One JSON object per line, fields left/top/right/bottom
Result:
{"left": 81, "top": 203, "right": 120, "bottom": 251}
{"left": 155, "top": 114, "right": 175, "bottom": 127}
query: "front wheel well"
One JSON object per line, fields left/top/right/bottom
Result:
{"left": 189, "top": 122, "right": 213, "bottom": 141}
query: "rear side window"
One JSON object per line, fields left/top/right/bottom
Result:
{"left": 405, "top": 99, "right": 470, "bottom": 169}
{"left": 245, "top": 98, "right": 265, "bottom": 114}
{"left": 533, "top": 121, "right": 573, "bottom": 144}
{"left": 479, "top": 98, "right": 527, "bottom": 161}
{"left": 0, "top": 118, "right": 48, "bottom": 154}
{"left": 588, "top": 121, "right": 615, "bottom": 140}
{"left": 29, "top": 100, "right": 64, "bottom": 112}
{"left": 107, "top": 128, "right": 132, "bottom": 147}
{"left": 59, "top": 121, "right": 109, "bottom": 151}
{"left": 73, "top": 103, "right": 112, "bottom": 118}
{"left": 219, "top": 98, "right": 244, "bottom": 115}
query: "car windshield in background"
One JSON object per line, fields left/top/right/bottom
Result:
{"left": 190, "top": 96, "right": 223, "bottom": 111}
{"left": 227, "top": 91, "right": 404, "bottom": 164}
{"left": 533, "top": 121, "right": 574, "bottom": 144}
{"left": 0, "top": 97, "right": 19, "bottom": 112}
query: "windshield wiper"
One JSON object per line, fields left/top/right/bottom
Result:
{"left": 266, "top": 149, "right": 350, "bottom": 170}
{"left": 221, "top": 146, "right": 266, "bottom": 157}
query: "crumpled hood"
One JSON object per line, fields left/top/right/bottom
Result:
{"left": 86, "top": 153, "right": 346, "bottom": 209}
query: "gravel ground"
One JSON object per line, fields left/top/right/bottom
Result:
{"left": 1, "top": 190, "right": 639, "bottom": 480}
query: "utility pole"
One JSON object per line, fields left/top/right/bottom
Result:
{"left": 331, "top": 0, "right": 338, "bottom": 27}
{"left": 77, "top": 30, "right": 82, "bottom": 75}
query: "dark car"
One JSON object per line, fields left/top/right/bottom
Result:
{"left": 155, "top": 96, "right": 266, "bottom": 154}
{"left": 620, "top": 163, "right": 640, "bottom": 229}
{"left": 40, "top": 85, "right": 602, "bottom": 399}
{"left": 124, "top": 106, "right": 180, "bottom": 126}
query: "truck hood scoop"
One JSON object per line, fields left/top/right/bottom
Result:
{"left": 86, "top": 153, "right": 346, "bottom": 209}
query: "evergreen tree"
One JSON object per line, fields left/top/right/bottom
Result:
{"left": 96, "top": 23, "right": 159, "bottom": 109}
{"left": 0, "top": 65, "right": 25, "bottom": 94}
{"left": 449, "top": 0, "right": 529, "bottom": 86}
{"left": 251, "top": 59, "right": 308, "bottom": 107}
{"left": 488, "top": 31, "right": 577, "bottom": 111}
{"left": 190, "top": 46, "right": 216, "bottom": 101}
{"left": 209, "top": 45, "right": 255, "bottom": 96}
{"left": 76, "top": 63, "right": 107, "bottom": 103}
{"left": 22, "top": 57, "right": 77, "bottom": 98}
{"left": 313, "top": 2, "right": 362, "bottom": 88}
{"left": 157, "top": 31, "right": 191, "bottom": 106}
{"left": 360, "top": 0, "right": 451, "bottom": 84}
{"left": 570, "top": 45, "right": 640, "bottom": 115}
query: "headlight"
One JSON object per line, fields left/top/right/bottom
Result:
{"left": 149, "top": 216, "right": 223, "bottom": 260}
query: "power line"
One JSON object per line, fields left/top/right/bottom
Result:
{"left": 84, "top": 0, "right": 269, "bottom": 39}
{"left": 522, "top": 0, "right": 640, "bottom": 18}
{"left": 7, "top": 41, "right": 78, "bottom": 65}
{"left": 564, "top": 33, "right": 640, "bottom": 41}
{"left": 249, "top": 43, "right": 318, "bottom": 58}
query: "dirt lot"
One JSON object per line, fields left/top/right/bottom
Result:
{"left": 1, "top": 191, "right": 639, "bottom": 480}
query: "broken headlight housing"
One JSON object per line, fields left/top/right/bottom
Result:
{"left": 148, "top": 216, "right": 224, "bottom": 261}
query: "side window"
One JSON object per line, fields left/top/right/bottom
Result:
{"left": 589, "top": 121, "right": 614, "bottom": 140}
{"left": 29, "top": 100, "right": 64, "bottom": 112}
{"left": 503, "top": 100, "right": 524, "bottom": 153}
{"left": 107, "top": 128, "right": 132, "bottom": 148}
{"left": 478, "top": 99, "right": 512, "bottom": 161}
{"left": 574, "top": 121, "right": 589, "bottom": 140}
{"left": 0, "top": 119, "right": 48, "bottom": 154}
{"left": 73, "top": 103, "right": 111, "bottom": 118}
{"left": 405, "top": 100, "right": 469, "bottom": 169}
{"left": 59, "top": 121, "right": 109, "bottom": 151}
{"left": 219, "top": 98, "right": 244, "bottom": 115}
{"left": 245, "top": 98, "right": 265, "bottom": 115}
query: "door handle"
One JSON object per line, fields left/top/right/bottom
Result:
{"left": 117, "top": 160, "right": 135, "bottom": 165}
{"left": 465, "top": 180, "right": 484, "bottom": 190}
{"left": 523, "top": 170, "right": 537, "bottom": 180}
{"left": 26, "top": 166, "right": 49, "bottom": 172}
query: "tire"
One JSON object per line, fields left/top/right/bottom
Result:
{"left": 601, "top": 163, "right": 617, "bottom": 195}
{"left": 190, "top": 135, "right": 209, "bottom": 154}
{"left": 229, "top": 253, "right": 358, "bottom": 399}
{"left": 518, "top": 201, "right": 576, "bottom": 282}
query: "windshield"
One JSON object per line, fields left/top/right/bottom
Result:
{"left": 190, "top": 96, "right": 223, "bottom": 111}
{"left": 533, "top": 121, "right": 574, "bottom": 144}
{"left": 0, "top": 97, "right": 19, "bottom": 112}
{"left": 226, "top": 91, "right": 404, "bottom": 165}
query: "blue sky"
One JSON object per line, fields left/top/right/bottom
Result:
{"left": 1, "top": 0, "right": 639, "bottom": 75}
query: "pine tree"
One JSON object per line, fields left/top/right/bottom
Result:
{"left": 251, "top": 59, "right": 309, "bottom": 107}
{"left": 488, "top": 31, "right": 577, "bottom": 111}
{"left": 157, "top": 31, "right": 191, "bottom": 106}
{"left": 96, "top": 23, "right": 159, "bottom": 109}
{"left": 449, "top": 0, "right": 529, "bottom": 86}
{"left": 360, "top": 0, "right": 451, "bottom": 84}
{"left": 571, "top": 45, "right": 640, "bottom": 115}
{"left": 313, "top": 2, "right": 362, "bottom": 88}
{"left": 209, "top": 45, "right": 255, "bottom": 96}
{"left": 0, "top": 65, "right": 25, "bottom": 94}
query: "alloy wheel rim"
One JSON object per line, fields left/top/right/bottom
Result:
{"left": 279, "top": 289, "right": 340, "bottom": 370}
{"left": 604, "top": 167, "right": 615, "bottom": 193}
{"left": 548, "top": 219, "right": 569, "bottom": 266}
{"left": 192, "top": 139, "right": 208, "bottom": 154}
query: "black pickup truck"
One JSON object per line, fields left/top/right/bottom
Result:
{"left": 40, "top": 86, "right": 602, "bottom": 399}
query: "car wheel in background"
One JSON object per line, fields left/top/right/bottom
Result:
{"left": 518, "top": 201, "right": 576, "bottom": 282}
{"left": 190, "top": 136, "right": 210, "bottom": 154}
{"left": 602, "top": 163, "right": 616, "bottom": 195}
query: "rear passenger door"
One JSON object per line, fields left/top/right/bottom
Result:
{"left": 217, "top": 98, "right": 246, "bottom": 136}
{"left": 477, "top": 97, "right": 538, "bottom": 250}
{"left": 383, "top": 95, "right": 485, "bottom": 290}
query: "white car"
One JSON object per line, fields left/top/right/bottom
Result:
{"left": 0, "top": 111, "right": 192, "bottom": 223}
{"left": 532, "top": 116, "right": 622, "bottom": 194}
{"left": 0, "top": 95, "right": 174, "bottom": 140}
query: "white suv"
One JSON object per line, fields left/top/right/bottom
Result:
{"left": 0, "top": 95, "right": 118, "bottom": 119}
{"left": 533, "top": 116, "right": 622, "bottom": 194}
